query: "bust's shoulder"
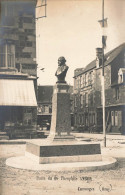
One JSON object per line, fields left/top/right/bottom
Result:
{"left": 64, "top": 64, "right": 69, "bottom": 70}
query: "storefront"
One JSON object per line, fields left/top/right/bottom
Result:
{"left": 97, "top": 104, "right": 125, "bottom": 135}
{"left": 0, "top": 78, "right": 37, "bottom": 138}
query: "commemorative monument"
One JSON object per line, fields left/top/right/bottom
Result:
{"left": 25, "top": 57, "right": 102, "bottom": 164}
{"left": 6, "top": 57, "right": 116, "bottom": 170}
{"left": 48, "top": 56, "right": 74, "bottom": 140}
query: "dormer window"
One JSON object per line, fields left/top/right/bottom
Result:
{"left": 118, "top": 68, "right": 125, "bottom": 83}
{"left": 85, "top": 73, "right": 88, "bottom": 86}
{"left": 88, "top": 71, "right": 93, "bottom": 85}
{"left": 80, "top": 76, "right": 82, "bottom": 88}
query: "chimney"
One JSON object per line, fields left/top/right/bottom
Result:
{"left": 96, "top": 48, "right": 103, "bottom": 68}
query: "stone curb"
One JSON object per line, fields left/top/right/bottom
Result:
{"left": 73, "top": 133, "right": 125, "bottom": 141}
{"left": 0, "top": 140, "right": 26, "bottom": 144}
{"left": 6, "top": 156, "right": 117, "bottom": 172}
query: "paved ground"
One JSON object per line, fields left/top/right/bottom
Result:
{"left": 0, "top": 134, "right": 125, "bottom": 195}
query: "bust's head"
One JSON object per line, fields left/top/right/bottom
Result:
{"left": 58, "top": 56, "right": 66, "bottom": 66}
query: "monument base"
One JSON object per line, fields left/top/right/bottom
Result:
{"left": 53, "top": 135, "right": 75, "bottom": 140}
{"left": 47, "top": 132, "right": 75, "bottom": 141}
{"left": 25, "top": 82, "right": 101, "bottom": 165}
{"left": 25, "top": 139, "right": 102, "bottom": 164}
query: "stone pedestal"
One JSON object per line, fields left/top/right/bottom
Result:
{"left": 25, "top": 83, "right": 102, "bottom": 164}
{"left": 48, "top": 83, "right": 74, "bottom": 140}
{"left": 26, "top": 140, "right": 102, "bottom": 164}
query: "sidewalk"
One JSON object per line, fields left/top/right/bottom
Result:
{"left": 72, "top": 132, "right": 125, "bottom": 141}
{"left": 0, "top": 132, "right": 125, "bottom": 144}
{"left": 0, "top": 139, "right": 28, "bottom": 144}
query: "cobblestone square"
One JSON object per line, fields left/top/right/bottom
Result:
{"left": 0, "top": 137, "right": 125, "bottom": 195}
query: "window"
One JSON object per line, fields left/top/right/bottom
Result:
{"left": 80, "top": 94, "right": 83, "bottom": 107}
{"left": 89, "top": 114, "right": 92, "bottom": 125}
{"left": 19, "top": 35, "right": 26, "bottom": 42}
{"left": 111, "top": 111, "right": 118, "bottom": 126}
{"left": 111, "top": 111, "right": 114, "bottom": 126}
{"left": 89, "top": 93, "right": 94, "bottom": 106}
{"left": 115, "top": 88, "right": 119, "bottom": 100}
{"left": 80, "top": 76, "right": 82, "bottom": 88}
{"left": 111, "top": 110, "right": 122, "bottom": 127}
{"left": 44, "top": 106, "right": 49, "bottom": 113}
{"left": 78, "top": 115, "right": 80, "bottom": 125}
{"left": 93, "top": 113, "right": 95, "bottom": 124}
{"left": 118, "top": 68, "right": 125, "bottom": 83}
{"left": 85, "top": 115, "right": 88, "bottom": 126}
{"left": 74, "top": 114, "right": 77, "bottom": 125}
{"left": 74, "top": 77, "right": 79, "bottom": 90}
{"left": 24, "top": 108, "right": 32, "bottom": 125}
{"left": 24, "top": 119, "right": 32, "bottom": 125}
{"left": 85, "top": 73, "right": 88, "bottom": 86}
{"left": 85, "top": 93, "right": 88, "bottom": 106}
{"left": 20, "top": 53, "right": 31, "bottom": 58}
{"left": 37, "top": 106, "right": 42, "bottom": 113}
{"left": 25, "top": 108, "right": 32, "bottom": 113}
{"left": 0, "top": 44, "right": 15, "bottom": 68}
{"left": 23, "top": 17, "right": 32, "bottom": 23}
{"left": 118, "top": 111, "right": 122, "bottom": 127}
{"left": 88, "top": 71, "right": 93, "bottom": 84}
{"left": 79, "top": 114, "right": 83, "bottom": 125}
{"left": 82, "top": 114, "right": 84, "bottom": 125}
{"left": 74, "top": 96, "right": 77, "bottom": 107}
{"left": 49, "top": 105, "right": 52, "bottom": 113}
{"left": 80, "top": 75, "right": 83, "bottom": 88}
{"left": 22, "top": 64, "right": 36, "bottom": 70}
{"left": 101, "top": 90, "right": 103, "bottom": 105}
{"left": 26, "top": 41, "right": 32, "bottom": 47}
{"left": 0, "top": 3, "right": 1, "bottom": 18}
{"left": 25, "top": 29, "right": 35, "bottom": 35}
{"left": 75, "top": 78, "right": 78, "bottom": 89}
{"left": 1, "top": 2, "right": 15, "bottom": 17}
{"left": 83, "top": 74, "right": 85, "bottom": 87}
{"left": 115, "top": 111, "right": 118, "bottom": 126}
{"left": 77, "top": 77, "right": 80, "bottom": 88}
{"left": 74, "top": 78, "right": 77, "bottom": 90}
{"left": 119, "top": 74, "right": 123, "bottom": 83}
{"left": 20, "top": 41, "right": 25, "bottom": 47}
{"left": 89, "top": 113, "right": 95, "bottom": 125}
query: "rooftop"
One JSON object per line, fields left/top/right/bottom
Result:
{"left": 74, "top": 43, "right": 125, "bottom": 77}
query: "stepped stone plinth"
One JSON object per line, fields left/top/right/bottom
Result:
{"left": 25, "top": 83, "right": 102, "bottom": 164}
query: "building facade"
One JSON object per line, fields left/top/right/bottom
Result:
{"left": 74, "top": 43, "right": 125, "bottom": 134}
{"left": 37, "top": 86, "right": 53, "bottom": 130}
{"left": 0, "top": 0, "right": 38, "bottom": 138}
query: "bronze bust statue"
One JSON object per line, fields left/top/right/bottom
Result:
{"left": 55, "top": 56, "right": 69, "bottom": 83}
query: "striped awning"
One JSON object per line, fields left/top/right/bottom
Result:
{"left": 0, "top": 79, "right": 37, "bottom": 106}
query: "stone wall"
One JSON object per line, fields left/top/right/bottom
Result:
{"left": 0, "top": 0, "right": 37, "bottom": 76}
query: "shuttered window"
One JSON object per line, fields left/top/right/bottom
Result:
{"left": 0, "top": 44, "right": 15, "bottom": 68}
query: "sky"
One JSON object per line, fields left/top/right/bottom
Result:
{"left": 36, "top": 0, "right": 125, "bottom": 86}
